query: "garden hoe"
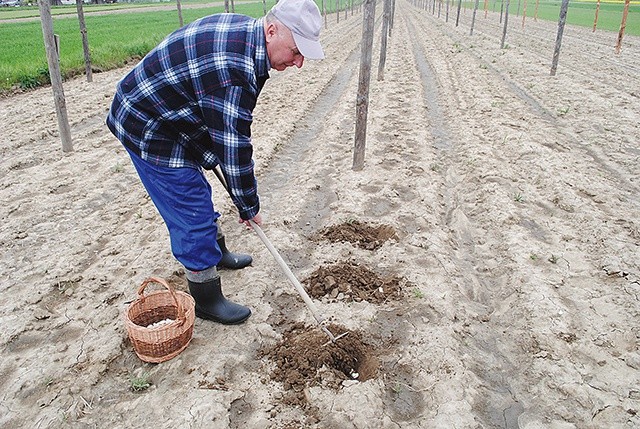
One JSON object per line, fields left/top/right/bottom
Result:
{"left": 211, "top": 167, "right": 348, "bottom": 345}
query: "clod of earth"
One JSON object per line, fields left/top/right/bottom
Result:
{"left": 317, "top": 220, "right": 397, "bottom": 250}
{"left": 260, "top": 323, "right": 379, "bottom": 407}
{"left": 304, "top": 261, "right": 406, "bottom": 304}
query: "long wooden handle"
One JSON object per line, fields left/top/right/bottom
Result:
{"left": 248, "top": 219, "right": 326, "bottom": 326}
{"left": 210, "top": 167, "right": 326, "bottom": 325}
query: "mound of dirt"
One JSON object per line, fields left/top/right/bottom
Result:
{"left": 317, "top": 220, "right": 397, "bottom": 250}
{"left": 303, "top": 262, "right": 406, "bottom": 303}
{"left": 260, "top": 323, "right": 379, "bottom": 407}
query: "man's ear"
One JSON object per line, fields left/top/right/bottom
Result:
{"left": 265, "top": 22, "right": 278, "bottom": 43}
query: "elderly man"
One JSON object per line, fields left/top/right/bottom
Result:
{"left": 106, "top": 0, "right": 324, "bottom": 325}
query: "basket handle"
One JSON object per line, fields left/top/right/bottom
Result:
{"left": 137, "top": 277, "right": 186, "bottom": 323}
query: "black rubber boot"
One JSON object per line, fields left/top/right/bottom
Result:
{"left": 187, "top": 277, "right": 251, "bottom": 324}
{"left": 216, "top": 236, "right": 252, "bottom": 270}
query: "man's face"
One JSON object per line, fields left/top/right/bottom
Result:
{"left": 265, "top": 22, "right": 305, "bottom": 71}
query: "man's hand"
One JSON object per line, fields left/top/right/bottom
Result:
{"left": 239, "top": 213, "right": 262, "bottom": 229}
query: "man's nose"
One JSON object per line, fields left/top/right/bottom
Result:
{"left": 294, "top": 55, "right": 304, "bottom": 68}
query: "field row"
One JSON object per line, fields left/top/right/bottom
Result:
{"left": 0, "top": 0, "right": 638, "bottom": 94}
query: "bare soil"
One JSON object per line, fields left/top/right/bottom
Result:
{"left": 315, "top": 220, "right": 398, "bottom": 250}
{"left": 304, "top": 261, "right": 406, "bottom": 303}
{"left": 1, "top": 2, "right": 639, "bottom": 429}
{"left": 260, "top": 323, "right": 379, "bottom": 406}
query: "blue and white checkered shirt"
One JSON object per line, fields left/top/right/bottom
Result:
{"left": 107, "top": 14, "right": 270, "bottom": 220}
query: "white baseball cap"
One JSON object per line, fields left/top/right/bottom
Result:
{"left": 271, "top": 0, "right": 325, "bottom": 60}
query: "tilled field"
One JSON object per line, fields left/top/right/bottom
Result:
{"left": 1, "top": 2, "right": 639, "bottom": 428}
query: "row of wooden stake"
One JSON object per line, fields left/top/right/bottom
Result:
{"left": 414, "top": 0, "right": 632, "bottom": 60}
{"left": 350, "top": 0, "right": 633, "bottom": 168}
{"left": 37, "top": 0, "right": 275, "bottom": 153}
{"left": 38, "top": 0, "right": 365, "bottom": 153}
{"left": 43, "top": 0, "right": 626, "bottom": 166}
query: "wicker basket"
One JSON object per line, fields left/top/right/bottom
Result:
{"left": 125, "top": 277, "right": 195, "bottom": 363}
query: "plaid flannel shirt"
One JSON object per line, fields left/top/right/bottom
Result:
{"left": 107, "top": 14, "right": 270, "bottom": 220}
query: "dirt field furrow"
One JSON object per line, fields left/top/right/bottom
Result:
{"left": 404, "top": 4, "right": 640, "bottom": 427}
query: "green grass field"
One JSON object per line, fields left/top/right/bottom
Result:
{"left": 473, "top": 0, "right": 639, "bottom": 33}
{"left": 0, "top": 2, "right": 154, "bottom": 20}
{"left": 0, "top": 1, "right": 277, "bottom": 92}
{"left": 0, "top": 0, "right": 637, "bottom": 93}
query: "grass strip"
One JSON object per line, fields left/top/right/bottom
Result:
{"left": 0, "top": 0, "right": 637, "bottom": 93}
{"left": 463, "top": 0, "right": 639, "bottom": 35}
{"left": 0, "top": 1, "right": 272, "bottom": 92}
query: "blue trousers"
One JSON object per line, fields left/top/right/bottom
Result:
{"left": 126, "top": 149, "right": 222, "bottom": 272}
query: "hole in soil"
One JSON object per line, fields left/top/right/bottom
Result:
{"left": 260, "top": 323, "right": 379, "bottom": 407}
{"left": 303, "top": 261, "right": 407, "bottom": 304}
{"left": 315, "top": 220, "right": 397, "bottom": 250}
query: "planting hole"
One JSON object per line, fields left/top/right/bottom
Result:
{"left": 304, "top": 261, "right": 407, "bottom": 304}
{"left": 261, "top": 323, "right": 379, "bottom": 406}
{"left": 316, "top": 220, "right": 397, "bottom": 250}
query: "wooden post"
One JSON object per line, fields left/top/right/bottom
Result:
{"left": 500, "top": 0, "right": 503, "bottom": 23}
{"left": 224, "top": 0, "right": 229, "bottom": 13}
{"left": 336, "top": 0, "right": 340, "bottom": 23}
{"left": 550, "top": 0, "right": 569, "bottom": 75}
{"left": 446, "top": 0, "right": 450, "bottom": 22}
{"left": 521, "top": 0, "right": 527, "bottom": 28}
{"left": 470, "top": 0, "right": 479, "bottom": 35}
{"left": 263, "top": 0, "right": 267, "bottom": 15}
{"left": 231, "top": 0, "right": 235, "bottom": 13}
{"left": 390, "top": 0, "right": 395, "bottom": 34}
{"left": 615, "top": 0, "right": 630, "bottom": 54}
{"left": 38, "top": 0, "right": 73, "bottom": 153}
{"left": 455, "top": 0, "right": 462, "bottom": 26}
{"left": 484, "top": 0, "right": 488, "bottom": 18}
{"left": 176, "top": 0, "right": 184, "bottom": 27}
{"left": 322, "top": 0, "right": 327, "bottom": 28}
{"left": 75, "top": 0, "right": 92, "bottom": 82}
{"left": 534, "top": 0, "right": 539, "bottom": 21}
{"left": 500, "top": 0, "right": 510, "bottom": 48}
{"left": 353, "top": 0, "right": 376, "bottom": 171}
{"left": 378, "top": 0, "right": 390, "bottom": 81}
{"left": 592, "top": 0, "right": 600, "bottom": 31}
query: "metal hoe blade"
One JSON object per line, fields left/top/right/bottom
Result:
{"left": 320, "top": 325, "right": 349, "bottom": 347}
